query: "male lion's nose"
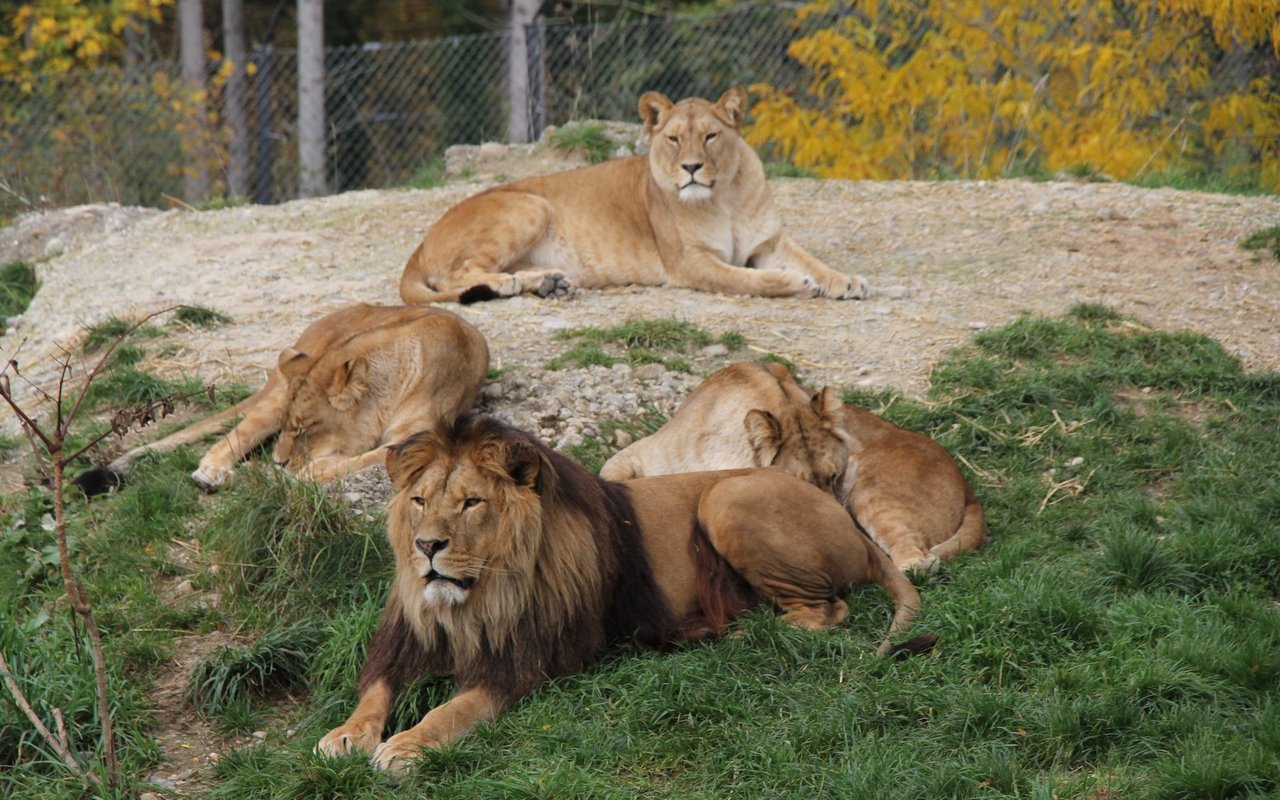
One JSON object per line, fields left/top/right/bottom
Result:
{"left": 415, "top": 538, "right": 449, "bottom": 557}
{"left": 682, "top": 162, "right": 703, "bottom": 176}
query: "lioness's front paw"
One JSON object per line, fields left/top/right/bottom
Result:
{"left": 191, "top": 463, "right": 232, "bottom": 491}
{"left": 316, "top": 722, "right": 381, "bottom": 758}
{"left": 820, "top": 272, "right": 869, "bottom": 300}
{"left": 371, "top": 731, "right": 436, "bottom": 776}
{"left": 775, "top": 271, "right": 820, "bottom": 298}
{"left": 536, "top": 272, "right": 574, "bottom": 299}
{"left": 900, "top": 554, "right": 940, "bottom": 575}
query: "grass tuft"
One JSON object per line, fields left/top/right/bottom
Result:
{"left": 172, "top": 305, "right": 233, "bottom": 328}
{"left": 1241, "top": 224, "right": 1280, "bottom": 260}
{"left": 0, "top": 260, "right": 38, "bottom": 320}
{"left": 548, "top": 122, "right": 615, "bottom": 164}
{"left": 185, "top": 620, "right": 324, "bottom": 716}
{"left": 549, "top": 317, "right": 740, "bottom": 371}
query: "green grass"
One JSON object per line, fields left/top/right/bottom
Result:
{"left": 172, "top": 305, "right": 233, "bottom": 328}
{"left": 1241, "top": 225, "right": 1280, "bottom": 260}
{"left": 548, "top": 122, "right": 616, "bottom": 164}
{"left": 763, "top": 161, "right": 820, "bottom": 179}
{"left": 186, "top": 620, "right": 324, "bottom": 716}
{"left": 3, "top": 305, "right": 1280, "bottom": 796}
{"left": 1, "top": 260, "right": 38, "bottom": 320}
{"left": 549, "top": 318, "right": 742, "bottom": 372}
{"left": 80, "top": 314, "right": 163, "bottom": 353}
{"left": 406, "top": 155, "right": 447, "bottom": 190}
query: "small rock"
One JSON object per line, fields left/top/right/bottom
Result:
{"left": 172, "top": 579, "right": 195, "bottom": 598}
{"left": 614, "top": 430, "right": 635, "bottom": 448}
{"left": 286, "top": 728, "right": 297, "bottom": 738}
{"left": 968, "top": 321, "right": 989, "bottom": 330}
{"left": 881, "top": 286, "right": 911, "bottom": 300}
{"left": 1095, "top": 206, "right": 1126, "bottom": 221}
{"left": 342, "top": 491, "right": 363, "bottom": 504}
{"left": 252, "top": 730, "right": 267, "bottom": 741}
{"left": 478, "top": 141, "right": 508, "bottom": 158}
{"left": 633, "top": 363, "right": 666, "bottom": 381}
{"left": 540, "top": 316, "right": 573, "bottom": 333}
{"left": 1065, "top": 456, "right": 1084, "bottom": 468}
{"left": 480, "top": 383, "right": 504, "bottom": 401}
{"left": 701, "top": 344, "right": 730, "bottom": 357}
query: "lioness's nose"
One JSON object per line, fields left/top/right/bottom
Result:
{"left": 682, "top": 162, "right": 703, "bottom": 176}
{"left": 415, "top": 538, "right": 449, "bottom": 557}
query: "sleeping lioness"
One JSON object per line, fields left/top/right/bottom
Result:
{"left": 399, "top": 88, "right": 867, "bottom": 304}
{"left": 602, "top": 363, "right": 986, "bottom": 574}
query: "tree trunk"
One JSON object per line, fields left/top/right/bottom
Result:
{"left": 179, "top": 0, "right": 210, "bottom": 203}
{"left": 506, "top": 0, "right": 540, "bottom": 144}
{"left": 297, "top": 0, "right": 326, "bottom": 198}
{"left": 223, "top": 0, "right": 250, "bottom": 199}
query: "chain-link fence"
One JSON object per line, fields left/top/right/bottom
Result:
{"left": 0, "top": 3, "right": 814, "bottom": 222}
{"left": 2, "top": 1, "right": 1277, "bottom": 222}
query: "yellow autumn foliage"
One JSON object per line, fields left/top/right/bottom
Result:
{"left": 0, "top": 0, "right": 172, "bottom": 79}
{"left": 748, "top": 0, "right": 1280, "bottom": 189}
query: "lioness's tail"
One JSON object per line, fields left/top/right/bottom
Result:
{"left": 865, "top": 536, "right": 924, "bottom": 657}
{"left": 73, "top": 389, "right": 265, "bottom": 495}
{"left": 929, "top": 488, "right": 987, "bottom": 562}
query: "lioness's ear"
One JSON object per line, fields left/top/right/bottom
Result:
{"left": 277, "top": 348, "right": 310, "bottom": 377}
{"left": 744, "top": 409, "right": 782, "bottom": 466}
{"left": 812, "top": 387, "right": 843, "bottom": 427}
{"left": 715, "top": 86, "right": 748, "bottom": 128}
{"left": 638, "top": 91, "right": 673, "bottom": 132}
{"left": 327, "top": 356, "right": 369, "bottom": 411}
{"left": 506, "top": 440, "right": 543, "bottom": 491}
{"left": 386, "top": 433, "right": 435, "bottom": 490}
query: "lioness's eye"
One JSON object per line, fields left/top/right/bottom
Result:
{"left": 410, "top": 496, "right": 425, "bottom": 509}
{"left": 705, "top": 132, "right": 718, "bottom": 143}
{"left": 666, "top": 135, "right": 678, "bottom": 145}
{"left": 462, "top": 497, "right": 483, "bottom": 510}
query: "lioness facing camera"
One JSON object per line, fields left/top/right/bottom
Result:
{"left": 399, "top": 87, "right": 867, "bottom": 304}
{"left": 316, "top": 414, "right": 922, "bottom": 775}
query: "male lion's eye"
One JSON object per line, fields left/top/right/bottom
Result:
{"left": 462, "top": 497, "right": 483, "bottom": 510}
{"left": 410, "top": 496, "right": 425, "bottom": 509}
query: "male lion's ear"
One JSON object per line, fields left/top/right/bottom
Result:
{"left": 744, "top": 409, "right": 782, "bottom": 466}
{"left": 638, "top": 91, "right": 673, "bottom": 132}
{"left": 327, "top": 356, "right": 369, "bottom": 411}
{"left": 386, "top": 433, "right": 434, "bottom": 490}
{"left": 277, "top": 348, "right": 310, "bottom": 377}
{"left": 506, "top": 440, "right": 543, "bottom": 491}
{"left": 812, "top": 387, "right": 843, "bottom": 427}
{"left": 715, "top": 86, "right": 749, "bottom": 128}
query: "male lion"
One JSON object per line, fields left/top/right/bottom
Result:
{"left": 75, "top": 304, "right": 488, "bottom": 492}
{"left": 398, "top": 87, "right": 867, "bottom": 304}
{"left": 316, "top": 414, "right": 922, "bottom": 774}
{"left": 601, "top": 363, "right": 987, "bottom": 574}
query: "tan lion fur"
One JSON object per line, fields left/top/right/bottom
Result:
{"left": 398, "top": 88, "right": 867, "bottom": 304}
{"left": 316, "top": 414, "right": 919, "bottom": 775}
{"left": 90, "top": 304, "right": 488, "bottom": 490}
{"left": 601, "top": 363, "right": 986, "bottom": 574}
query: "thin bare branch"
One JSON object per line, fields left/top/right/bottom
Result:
{"left": 0, "top": 376, "right": 54, "bottom": 452}
{"left": 0, "top": 650, "right": 100, "bottom": 786}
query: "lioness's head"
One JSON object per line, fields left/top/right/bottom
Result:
{"left": 272, "top": 347, "right": 371, "bottom": 470}
{"left": 744, "top": 387, "right": 851, "bottom": 495}
{"left": 639, "top": 87, "right": 748, "bottom": 204}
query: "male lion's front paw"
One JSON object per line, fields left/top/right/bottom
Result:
{"left": 536, "top": 272, "right": 574, "bottom": 299}
{"left": 371, "top": 731, "right": 436, "bottom": 777}
{"left": 819, "top": 272, "right": 869, "bottom": 300}
{"left": 316, "top": 722, "right": 381, "bottom": 758}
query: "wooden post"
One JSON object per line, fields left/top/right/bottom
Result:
{"left": 179, "top": 0, "right": 210, "bottom": 203}
{"left": 506, "top": 0, "right": 539, "bottom": 144}
{"left": 223, "top": 0, "right": 250, "bottom": 199}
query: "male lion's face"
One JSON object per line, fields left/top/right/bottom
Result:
{"left": 386, "top": 433, "right": 544, "bottom": 610}
{"left": 639, "top": 88, "right": 747, "bottom": 204}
